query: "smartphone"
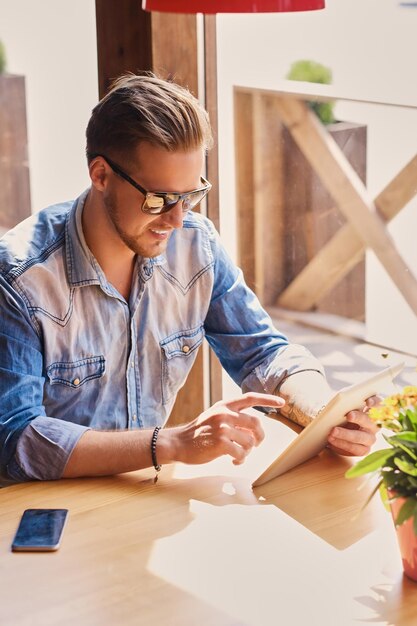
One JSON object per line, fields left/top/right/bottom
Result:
{"left": 11, "top": 508, "right": 69, "bottom": 552}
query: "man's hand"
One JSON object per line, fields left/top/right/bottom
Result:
{"left": 327, "top": 396, "right": 380, "bottom": 457}
{"left": 164, "top": 392, "right": 285, "bottom": 466}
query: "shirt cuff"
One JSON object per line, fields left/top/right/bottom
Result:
{"left": 9, "top": 416, "right": 90, "bottom": 481}
{"left": 277, "top": 369, "right": 333, "bottom": 427}
{"left": 241, "top": 343, "right": 325, "bottom": 396}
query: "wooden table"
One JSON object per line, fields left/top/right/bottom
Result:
{"left": 1, "top": 416, "right": 415, "bottom": 626}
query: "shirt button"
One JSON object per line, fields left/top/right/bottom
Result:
{"left": 132, "top": 414, "right": 137, "bottom": 421}
{"left": 73, "top": 378, "right": 80, "bottom": 386}
{"left": 130, "top": 361, "right": 134, "bottom": 368}
{"left": 182, "top": 345, "right": 190, "bottom": 354}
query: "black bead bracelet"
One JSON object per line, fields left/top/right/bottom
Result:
{"left": 151, "top": 426, "right": 162, "bottom": 483}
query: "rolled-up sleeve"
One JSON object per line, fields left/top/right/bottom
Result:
{"left": 0, "top": 277, "right": 89, "bottom": 482}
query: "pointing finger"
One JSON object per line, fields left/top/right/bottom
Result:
{"left": 225, "top": 392, "right": 285, "bottom": 413}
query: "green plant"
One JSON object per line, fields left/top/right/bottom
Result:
{"left": 0, "top": 40, "right": 6, "bottom": 74}
{"left": 286, "top": 59, "right": 335, "bottom": 124}
{"left": 346, "top": 386, "right": 417, "bottom": 532}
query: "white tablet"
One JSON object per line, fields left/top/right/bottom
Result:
{"left": 252, "top": 362, "right": 404, "bottom": 487}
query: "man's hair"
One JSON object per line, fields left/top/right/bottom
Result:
{"left": 86, "top": 73, "right": 213, "bottom": 163}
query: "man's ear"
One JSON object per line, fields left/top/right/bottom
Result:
{"left": 89, "top": 157, "right": 108, "bottom": 192}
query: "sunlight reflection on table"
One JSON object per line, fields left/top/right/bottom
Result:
{"left": 148, "top": 495, "right": 401, "bottom": 626}
{"left": 147, "top": 415, "right": 406, "bottom": 626}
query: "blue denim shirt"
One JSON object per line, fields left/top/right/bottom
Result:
{"left": 0, "top": 191, "right": 324, "bottom": 481}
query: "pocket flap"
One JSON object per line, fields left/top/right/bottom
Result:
{"left": 46, "top": 356, "right": 105, "bottom": 387}
{"left": 160, "top": 326, "right": 204, "bottom": 360}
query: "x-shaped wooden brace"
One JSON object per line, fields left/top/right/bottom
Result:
{"left": 271, "top": 96, "right": 417, "bottom": 315}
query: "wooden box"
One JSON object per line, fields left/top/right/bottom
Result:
{"left": 0, "top": 74, "right": 31, "bottom": 232}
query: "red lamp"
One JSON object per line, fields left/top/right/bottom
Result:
{"left": 142, "top": 0, "right": 324, "bottom": 13}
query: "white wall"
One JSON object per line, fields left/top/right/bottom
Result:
{"left": 0, "top": 0, "right": 98, "bottom": 211}
{"left": 1, "top": 0, "right": 416, "bottom": 354}
{"left": 216, "top": 0, "right": 417, "bottom": 354}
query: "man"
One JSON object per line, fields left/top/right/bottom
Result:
{"left": 0, "top": 74, "right": 377, "bottom": 483}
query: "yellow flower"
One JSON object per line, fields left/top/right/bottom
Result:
{"left": 383, "top": 395, "right": 401, "bottom": 409}
{"left": 369, "top": 405, "right": 397, "bottom": 423}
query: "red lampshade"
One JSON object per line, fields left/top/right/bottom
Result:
{"left": 142, "top": 0, "right": 325, "bottom": 13}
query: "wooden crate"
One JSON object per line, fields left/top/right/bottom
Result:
{"left": 235, "top": 90, "right": 367, "bottom": 321}
{"left": 282, "top": 120, "right": 367, "bottom": 320}
{"left": 0, "top": 74, "right": 31, "bottom": 231}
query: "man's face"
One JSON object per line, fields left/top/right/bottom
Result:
{"left": 102, "top": 142, "right": 205, "bottom": 258}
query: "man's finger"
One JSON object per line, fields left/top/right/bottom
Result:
{"left": 223, "top": 423, "right": 257, "bottom": 450}
{"left": 327, "top": 439, "right": 371, "bottom": 457}
{"left": 365, "top": 395, "right": 382, "bottom": 408}
{"left": 220, "top": 411, "right": 265, "bottom": 445}
{"left": 346, "top": 410, "right": 379, "bottom": 434}
{"left": 225, "top": 392, "right": 285, "bottom": 413}
{"left": 329, "top": 425, "right": 375, "bottom": 447}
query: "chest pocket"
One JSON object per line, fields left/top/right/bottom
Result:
{"left": 46, "top": 356, "right": 106, "bottom": 388}
{"left": 160, "top": 325, "right": 204, "bottom": 405}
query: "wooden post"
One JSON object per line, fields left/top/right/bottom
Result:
{"left": 204, "top": 15, "right": 223, "bottom": 405}
{"left": 0, "top": 74, "right": 31, "bottom": 230}
{"left": 95, "top": 0, "right": 152, "bottom": 97}
{"left": 95, "top": 3, "right": 222, "bottom": 425}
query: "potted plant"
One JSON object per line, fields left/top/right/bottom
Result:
{"left": 0, "top": 39, "right": 6, "bottom": 74}
{"left": 286, "top": 59, "right": 335, "bottom": 124}
{"left": 346, "top": 385, "right": 417, "bottom": 581}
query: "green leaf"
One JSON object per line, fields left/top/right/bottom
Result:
{"left": 379, "top": 482, "right": 391, "bottom": 511}
{"left": 345, "top": 449, "right": 396, "bottom": 478}
{"left": 405, "top": 409, "right": 417, "bottom": 434}
{"left": 395, "top": 498, "right": 417, "bottom": 527}
{"left": 388, "top": 432, "right": 417, "bottom": 445}
{"left": 350, "top": 478, "right": 384, "bottom": 520}
{"left": 382, "top": 470, "right": 399, "bottom": 489}
{"left": 394, "top": 457, "right": 417, "bottom": 476}
{"left": 406, "top": 408, "right": 417, "bottom": 422}
{"left": 384, "top": 437, "right": 417, "bottom": 460}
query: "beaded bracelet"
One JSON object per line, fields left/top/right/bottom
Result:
{"left": 151, "top": 426, "right": 162, "bottom": 483}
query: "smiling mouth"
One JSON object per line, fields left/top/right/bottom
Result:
{"left": 149, "top": 228, "right": 172, "bottom": 240}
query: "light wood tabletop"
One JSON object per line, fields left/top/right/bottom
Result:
{"left": 1, "top": 415, "right": 415, "bottom": 626}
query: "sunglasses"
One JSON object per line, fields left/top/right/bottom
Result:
{"left": 91, "top": 153, "right": 212, "bottom": 215}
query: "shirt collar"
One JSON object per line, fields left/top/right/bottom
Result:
{"left": 65, "top": 190, "right": 165, "bottom": 289}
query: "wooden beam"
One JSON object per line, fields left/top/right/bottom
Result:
{"left": 95, "top": 0, "right": 152, "bottom": 98}
{"left": 95, "top": 7, "right": 222, "bottom": 422}
{"left": 278, "top": 154, "right": 417, "bottom": 310}
{"left": 204, "top": 15, "right": 220, "bottom": 233}
{"left": 150, "top": 13, "right": 198, "bottom": 94}
{"left": 149, "top": 12, "right": 204, "bottom": 424}
{"left": 272, "top": 96, "right": 417, "bottom": 316}
{"left": 252, "top": 93, "right": 286, "bottom": 304}
{"left": 203, "top": 15, "right": 222, "bottom": 404}
{"left": 235, "top": 91, "right": 256, "bottom": 291}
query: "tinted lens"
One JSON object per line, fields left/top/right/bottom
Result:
{"left": 183, "top": 190, "right": 207, "bottom": 211}
{"left": 144, "top": 193, "right": 177, "bottom": 214}
{"left": 143, "top": 185, "right": 210, "bottom": 215}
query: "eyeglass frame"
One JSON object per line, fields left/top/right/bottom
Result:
{"left": 89, "top": 153, "right": 212, "bottom": 215}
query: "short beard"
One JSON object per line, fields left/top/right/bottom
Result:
{"left": 104, "top": 193, "right": 156, "bottom": 258}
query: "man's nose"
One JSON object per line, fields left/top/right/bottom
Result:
{"left": 164, "top": 201, "right": 185, "bottom": 229}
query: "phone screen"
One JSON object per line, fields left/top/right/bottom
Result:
{"left": 11, "top": 508, "right": 68, "bottom": 552}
